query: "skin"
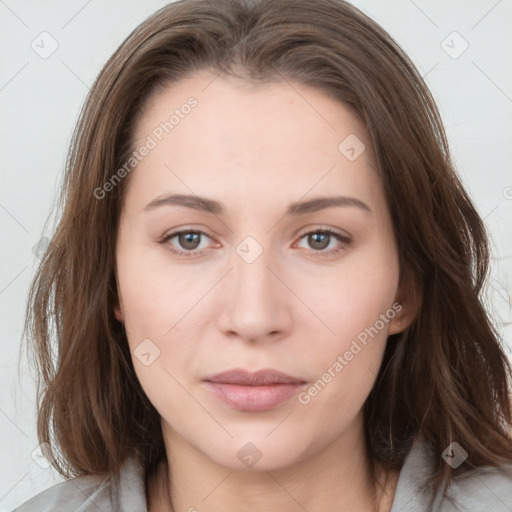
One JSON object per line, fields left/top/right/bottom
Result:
{"left": 114, "top": 71, "right": 415, "bottom": 511}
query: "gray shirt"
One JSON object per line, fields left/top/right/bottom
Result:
{"left": 11, "top": 436, "right": 512, "bottom": 511}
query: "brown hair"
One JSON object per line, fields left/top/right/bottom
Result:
{"left": 23, "top": 0, "right": 512, "bottom": 505}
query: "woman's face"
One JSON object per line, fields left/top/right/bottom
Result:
{"left": 114, "top": 71, "right": 407, "bottom": 470}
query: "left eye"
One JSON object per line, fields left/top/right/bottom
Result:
{"left": 160, "top": 228, "right": 350, "bottom": 257}
{"left": 295, "top": 230, "right": 350, "bottom": 252}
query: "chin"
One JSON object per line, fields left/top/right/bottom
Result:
{"left": 198, "top": 433, "right": 314, "bottom": 473}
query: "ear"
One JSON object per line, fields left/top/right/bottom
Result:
{"left": 388, "top": 271, "right": 422, "bottom": 335}
{"left": 113, "top": 269, "right": 124, "bottom": 323}
{"left": 114, "top": 301, "right": 123, "bottom": 323}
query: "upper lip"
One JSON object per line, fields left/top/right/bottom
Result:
{"left": 204, "top": 368, "right": 306, "bottom": 386}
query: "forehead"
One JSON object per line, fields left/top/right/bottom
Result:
{"left": 135, "top": 71, "right": 371, "bottom": 156}
{"left": 125, "top": 71, "right": 383, "bottom": 216}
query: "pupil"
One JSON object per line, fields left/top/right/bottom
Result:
{"left": 180, "top": 232, "right": 200, "bottom": 250}
{"left": 310, "top": 233, "right": 329, "bottom": 250}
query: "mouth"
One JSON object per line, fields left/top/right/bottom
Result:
{"left": 202, "top": 368, "right": 308, "bottom": 412}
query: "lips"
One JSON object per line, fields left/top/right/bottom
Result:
{"left": 204, "top": 368, "right": 305, "bottom": 386}
{"left": 203, "top": 368, "right": 307, "bottom": 412}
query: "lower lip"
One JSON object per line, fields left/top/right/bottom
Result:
{"left": 204, "top": 382, "right": 306, "bottom": 412}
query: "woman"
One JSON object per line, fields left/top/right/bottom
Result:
{"left": 16, "top": 0, "right": 512, "bottom": 510}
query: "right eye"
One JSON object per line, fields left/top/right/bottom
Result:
{"left": 160, "top": 229, "right": 216, "bottom": 257}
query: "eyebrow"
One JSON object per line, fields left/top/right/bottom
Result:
{"left": 143, "top": 193, "right": 372, "bottom": 215}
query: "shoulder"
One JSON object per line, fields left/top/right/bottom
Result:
{"left": 11, "top": 474, "right": 111, "bottom": 512}
{"left": 391, "top": 436, "right": 512, "bottom": 512}
{"left": 11, "top": 454, "right": 147, "bottom": 512}
{"left": 438, "top": 463, "right": 512, "bottom": 511}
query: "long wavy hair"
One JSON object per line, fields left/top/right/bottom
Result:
{"left": 23, "top": 0, "right": 512, "bottom": 505}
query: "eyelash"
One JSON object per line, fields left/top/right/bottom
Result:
{"left": 159, "top": 227, "right": 351, "bottom": 259}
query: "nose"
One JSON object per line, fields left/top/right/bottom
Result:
{"left": 216, "top": 244, "right": 293, "bottom": 344}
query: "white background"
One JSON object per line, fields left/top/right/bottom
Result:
{"left": 1, "top": 0, "right": 511, "bottom": 509}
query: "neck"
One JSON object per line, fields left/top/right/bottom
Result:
{"left": 147, "top": 420, "right": 399, "bottom": 512}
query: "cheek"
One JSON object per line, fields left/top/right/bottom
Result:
{"left": 297, "top": 297, "right": 394, "bottom": 426}
{"left": 295, "top": 250, "right": 399, "bottom": 400}
{"left": 306, "top": 252, "right": 399, "bottom": 349}
{"left": 116, "top": 243, "right": 198, "bottom": 341}
{"left": 116, "top": 247, "right": 207, "bottom": 399}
